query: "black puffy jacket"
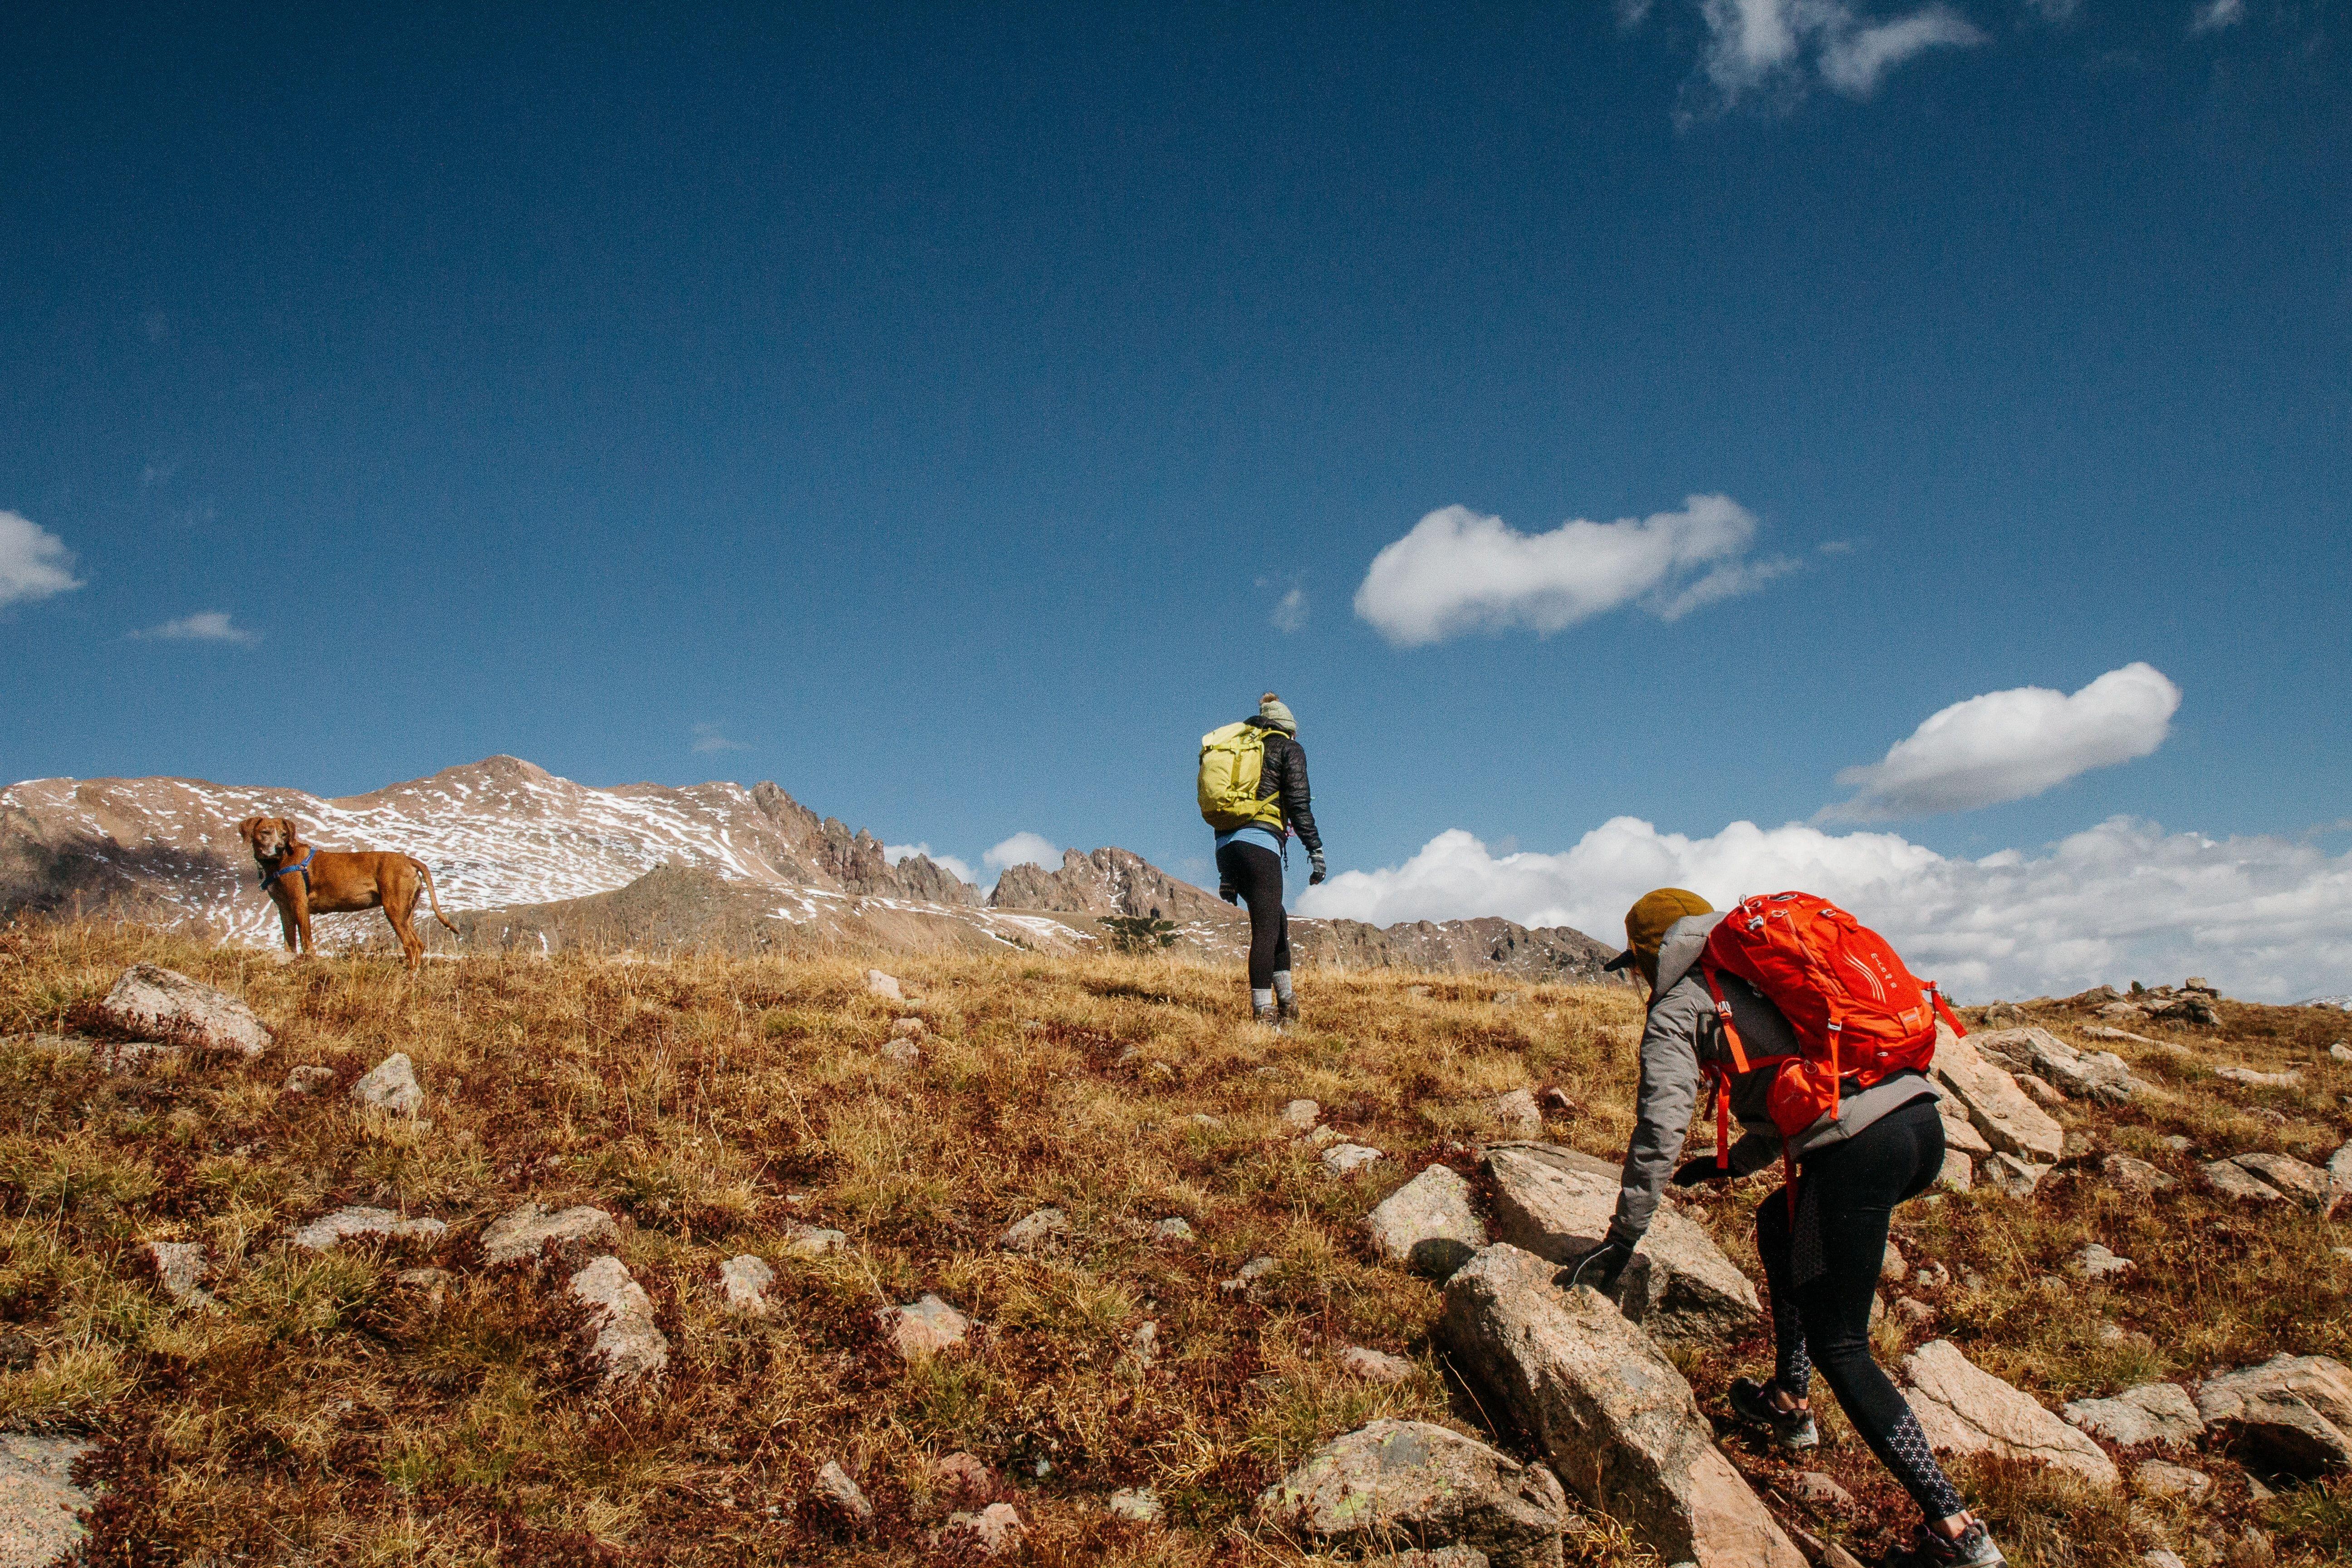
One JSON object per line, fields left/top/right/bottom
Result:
{"left": 1245, "top": 718, "right": 1322, "bottom": 855}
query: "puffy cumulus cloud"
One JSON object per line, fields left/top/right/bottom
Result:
{"left": 984, "top": 831, "right": 1061, "bottom": 873}
{"left": 129, "top": 611, "right": 259, "bottom": 645}
{"left": 1352, "top": 495, "right": 1790, "bottom": 647}
{"left": 885, "top": 842, "right": 977, "bottom": 885}
{"left": 1296, "top": 817, "right": 2352, "bottom": 1004}
{"left": 0, "top": 511, "right": 84, "bottom": 608}
{"left": 1826, "top": 663, "right": 2180, "bottom": 823}
{"left": 1682, "top": 0, "right": 1985, "bottom": 108}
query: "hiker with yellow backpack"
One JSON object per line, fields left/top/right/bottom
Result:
{"left": 1574, "top": 888, "right": 2005, "bottom": 1568}
{"left": 1198, "top": 693, "right": 1325, "bottom": 1027}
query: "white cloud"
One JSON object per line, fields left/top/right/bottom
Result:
{"left": 1271, "top": 587, "right": 1309, "bottom": 634}
{"left": 0, "top": 511, "right": 84, "bottom": 608}
{"left": 984, "top": 831, "right": 1062, "bottom": 873}
{"left": 1296, "top": 817, "right": 2352, "bottom": 1004}
{"left": 691, "top": 723, "right": 749, "bottom": 754}
{"left": 1825, "top": 663, "right": 2181, "bottom": 823}
{"left": 1689, "top": 0, "right": 1986, "bottom": 107}
{"left": 885, "top": 842, "right": 977, "bottom": 885}
{"left": 1352, "top": 495, "right": 1789, "bottom": 647}
{"left": 2190, "top": 0, "right": 2244, "bottom": 34}
{"left": 129, "top": 611, "right": 259, "bottom": 645}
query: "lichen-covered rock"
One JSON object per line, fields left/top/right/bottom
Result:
{"left": 567, "top": 1254, "right": 668, "bottom": 1388}
{"left": 2203, "top": 1161, "right": 2288, "bottom": 1205}
{"left": 1971, "top": 1026, "right": 2142, "bottom": 1105}
{"left": 1932, "top": 1025, "right": 2064, "bottom": 1162}
{"left": 1980, "top": 1152, "right": 2047, "bottom": 1198}
{"left": 2063, "top": 1382, "right": 2202, "bottom": 1447}
{"left": 146, "top": 1240, "right": 211, "bottom": 1306}
{"left": 1936, "top": 1149, "right": 1974, "bottom": 1191}
{"left": 98, "top": 964, "right": 272, "bottom": 1057}
{"left": 784, "top": 1224, "right": 846, "bottom": 1259}
{"left": 0, "top": 1434, "right": 95, "bottom": 1568}
{"left": 291, "top": 1207, "right": 447, "bottom": 1251}
{"left": 1365, "top": 1165, "right": 1486, "bottom": 1278}
{"left": 2227, "top": 1153, "right": 2339, "bottom": 1215}
{"left": 1484, "top": 1088, "right": 1542, "bottom": 1139}
{"left": 1342, "top": 1346, "right": 1417, "bottom": 1384}
{"left": 2068, "top": 1244, "right": 2132, "bottom": 1282}
{"left": 865, "top": 969, "right": 903, "bottom": 1000}
{"left": 1256, "top": 1418, "right": 1568, "bottom": 1568}
{"left": 999, "top": 1207, "right": 1069, "bottom": 1253}
{"left": 1280, "top": 1098, "right": 1320, "bottom": 1132}
{"left": 1900, "top": 1339, "right": 2119, "bottom": 1487}
{"left": 1439, "top": 1244, "right": 1804, "bottom": 1568}
{"left": 1323, "top": 1142, "right": 1385, "bottom": 1176}
{"left": 480, "top": 1200, "right": 619, "bottom": 1266}
{"left": 350, "top": 1053, "right": 424, "bottom": 1116}
{"left": 882, "top": 1294, "right": 971, "bottom": 1360}
{"left": 283, "top": 1064, "right": 336, "bottom": 1094}
{"left": 1107, "top": 1487, "right": 1160, "bottom": 1523}
{"left": 2194, "top": 1355, "right": 2352, "bottom": 1474}
{"left": 719, "top": 1254, "right": 774, "bottom": 1314}
{"left": 2102, "top": 1154, "right": 2175, "bottom": 1193}
{"left": 942, "top": 1501, "right": 1023, "bottom": 1556}
{"left": 813, "top": 1460, "right": 873, "bottom": 1522}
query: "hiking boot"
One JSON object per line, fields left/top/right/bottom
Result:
{"left": 1252, "top": 1000, "right": 1283, "bottom": 1030}
{"left": 1276, "top": 995, "right": 1298, "bottom": 1027}
{"left": 1893, "top": 1519, "right": 2005, "bottom": 1568}
{"left": 1728, "top": 1376, "right": 1819, "bottom": 1450}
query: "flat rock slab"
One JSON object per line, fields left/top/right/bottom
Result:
{"left": 1485, "top": 1144, "right": 1759, "bottom": 1348}
{"left": 1933, "top": 1026, "right": 2064, "bottom": 1163}
{"left": 2063, "top": 1382, "right": 2203, "bottom": 1447}
{"left": 1323, "top": 1142, "right": 1385, "bottom": 1176}
{"left": 351, "top": 1054, "right": 424, "bottom": 1116}
{"left": 865, "top": 970, "right": 903, "bottom": 1000}
{"left": 783, "top": 1225, "right": 846, "bottom": 1259}
{"left": 999, "top": 1207, "right": 1069, "bottom": 1253}
{"left": 1980, "top": 1153, "right": 2047, "bottom": 1198}
{"left": 0, "top": 1434, "right": 94, "bottom": 1568}
{"left": 1485, "top": 1088, "right": 1542, "bottom": 1139}
{"left": 481, "top": 1201, "right": 620, "bottom": 1266}
{"left": 98, "top": 964, "right": 271, "bottom": 1057}
{"left": 2228, "top": 1153, "right": 2339, "bottom": 1215}
{"left": 1280, "top": 1099, "right": 1320, "bottom": 1132}
{"left": 292, "top": 1207, "right": 448, "bottom": 1251}
{"left": 883, "top": 1294, "right": 972, "bottom": 1360}
{"left": 567, "top": 1254, "right": 668, "bottom": 1388}
{"left": 1257, "top": 1418, "right": 1567, "bottom": 1568}
{"left": 2103, "top": 1154, "right": 2175, "bottom": 1193}
{"left": 1972, "top": 1026, "right": 2142, "bottom": 1105}
{"left": 2203, "top": 1161, "right": 2288, "bottom": 1205}
{"left": 2194, "top": 1355, "right": 2352, "bottom": 1475}
{"left": 1936, "top": 1149, "right": 1974, "bottom": 1191}
{"left": 1366, "top": 1165, "right": 1486, "bottom": 1278}
{"left": 2214, "top": 1065, "right": 2300, "bottom": 1088}
{"left": 146, "top": 1239, "right": 211, "bottom": 1304}
{"left": 2068, "top": 1244, "right": 2132, "bottom": 1282}
{"left": 1342, "top": 1346, "right": 1417, "bottom": 1384}
{"left": 1935, "top": 1093, "right": 1993, "bottom": 1156}
{"left": 1900, "top": 1339, "right": 2119, "bottom": 1488}
{"left": 1440, "top": 1243, "right": 1804, "bottom": 1568}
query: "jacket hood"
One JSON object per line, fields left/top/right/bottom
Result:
{"left": 1652, "top": 911, "right": 1726, "bottom": 998}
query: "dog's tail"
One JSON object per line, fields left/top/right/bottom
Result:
{"left": 411, "top": 858, "right": 459, "bottom": 933}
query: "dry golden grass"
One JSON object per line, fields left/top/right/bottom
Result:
{"left": 0, "top": 917, "right": 2347, "bottom": 1566}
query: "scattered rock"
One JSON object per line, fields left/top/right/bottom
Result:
{"left": 1441, "top": 1244, "right": 1804, "bottom": 1568}
{"left": 0, "top": 1434, "right": 95, "bottom": 1568}
{"left": 813, "top": 1460, "right": 873, "bottom": 1523}
{"left": 2082, "top": 1024, "right": 2156, "bottom": 1044}
{"left": 2229, "top": 1152, "right": 2340, "bottom": 1214}
{"left": 1899, "top": 1338, "right": 2120, "bottom": 1487}
{"left": 1152, "top": 1216, "right": 1195, "bottom": 1242}
{"left": 2132, "top": 1459, "right": 2211, "bottom": 1500}
{"left": 1342, "top": 1345, "right": 1417, "bottom": 1383}
{"left": 1322, "top": 1142, "right": 1385, "bottom": 1176}
{"left": 1913, "top": 1261, "right": 1951, "bottom": 1291}
{"left": 1936, "top": 1149, "right": 1973, "bottom": 1191}
{"left": 1790, "top": 1471, "right": 1852, "bottom": 1510}
{"left": 1186, "top": 1112, "right": 1223, "bottom": 1128}
{"left": 1485, "top": 1088, "right": 1543, "bottom": 1139}
{"left": 2203, "top": 1161, "right": 2288, "bottom": 1205}
{"left": 999, "top": 1208, "right": 1068, "bottom": 1253}
{"left": 145, "top": 1239, "right": 211, "bottom": 1305}
{"left": 2143, "top": 1552, "right": 2187, "bottom": 1568}
{"left": 1980, "top": 1002, "right": 2024, "bottom": 1029}
{"left": 480, "top": 1201, "right": 620, "bottom": 1266}
{"left": 2064, "top": 1382, "right": 2203, "bottom": 1447}
{"left": 1280, "top": 1099, "right": 1320, "bottom": 1133}
{"left": 2194, "top": 1354, "right": 2352, "bottom": 1474}
{"left": 97, "top": 963, "right": 272, "bottom": 1058}
{"left": 2226, "top": 1529, "right": 2276, "bottom": 1568}
{"left": 2149, "top": 995, "right": 2222, "bottom": 1028}
{"left": 1362, "top": 1550, "right": 1490, "bottom": 1568}
{"left": 1974, "top": 1026, "right": 2143, "bottom": 1104}
{"left": 942, "top": 1501, "right": 1024, "bottom": 1557}
{"left": 292, "top": 1206, "right": 447, "bottom": 1251}
{"left": 1537, "top": 1086, "right": 1578, "bottom": 1116}
{"left": 783, "top": 1225, "right": 847, "bottom": 1258}
{"left": 1894, "top": 1297, "right": 1936, "bottom": 1328}
{"left": 2332, "top": 1140, "right": 2352, "bottom": 1191}
{"left": 2214, "top": 1065, "right": 2301, "bottom": 1089}
{"left": 2068, "top": 1244, "right": 2132, "bottom": 1282}
{"left": 1932, "top": 1094, "right": 1990, "bottom": 1153}
{"left": 882, "top": 1294, "right": 971, "bottom": 1360}
{"left": 350, "top": 1053, "right": 424, "bottom": 1116}
{"left": 879, "top": 1038, "right": 920, "bottom": 1066}
{"left": 2330, "top": 1043, "right": 2352, "bottom": 1064}
{"left": 1484, "top": 1144, "right": 1760, "bottom": 1348}
{"left": 890, "top": 1016, "right": 926, "bottom": 1039}
{"left": 929, "top": 1451, "right": 997, "bottom": 1509}
{"left": 1979, "top": 1152, "right": 2047, "bottom": 1198}
{"left": 282, "top": 1063, "right": 336, "bottom": 1094}
{"left": 1220, "top": 1255, "right": 1277, "bottom": 1295}
{"left": 1107, "top": 1486, "right": 1160, "bottom": 1523}
{"left": 1933, "top": 1026, "right": 2065, "bottom": 1162}
{"left": 1366, "top": 1165, "right": 1487, "bottom": 1278}
{"left": 1880, "top": 1242, "right": 1907, "bottom": 1283}
{"left": 718, "top": 1254, "right": 774, "bottom": 1314}
{"left": 865, "top": 969, "right": 903, "bottom": 1000}
{"left": 2018, "top": 1074, "right": 2065, "bottom": 1108}
{"left": 2103, "top": 1154, "right": 2176, "bottom": 1193}
{"left": 1406, "top": 985, "right": 1433, "bottom": 999}
{"left": 1257, "top": 1417, "right": 1569, "bottom": 1568}
{"left": 396, "top": 1266, "right": 452, "bottom": 1307}
{"left": 1128, "top": 1321, "right": 1157, "bottom": 1367}
{"left": 567, "top": 1254, "right": 669, "bottom": 1388}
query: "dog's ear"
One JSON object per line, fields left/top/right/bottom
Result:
{"left": 279, "top": 816, "right": 301, "bottom": 845}
{"left": 237, "top": 816, "right": 262, "bottom": 846}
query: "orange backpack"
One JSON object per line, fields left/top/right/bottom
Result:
{"left": 1698, "top": 892, "right": 1964, "bottom": 1167}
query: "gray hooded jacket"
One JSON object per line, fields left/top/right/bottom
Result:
{"left": 1607, "top": 912, "right": 1938, "bottom": 1244}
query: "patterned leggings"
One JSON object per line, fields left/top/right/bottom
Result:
{"left": 1754, "top": 1097, "right": 1966, "bottom": 1522}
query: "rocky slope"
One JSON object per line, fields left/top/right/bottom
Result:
{"left": 1, "top": 757, "right": 1630, "bottom": 982}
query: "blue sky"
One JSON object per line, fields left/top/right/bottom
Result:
{"left": 4, "top": 3, "right": 2348, "bottom": 995}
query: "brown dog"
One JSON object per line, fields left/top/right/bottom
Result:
{"left": 237, "top": 815, "right": 457, "bottom": 970}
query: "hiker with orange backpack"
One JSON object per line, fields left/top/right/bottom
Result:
{"left": 1197, "top": 693, "right": 1325, "bottom": 1026}
{"left": 1573, "top": 888, "right": 2004, "bottom": 1568}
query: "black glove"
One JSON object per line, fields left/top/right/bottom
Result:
{"left": 1219, "top": 884, "right": 1239, "bottom": 905}
{"left": 1560, "top": 1238, "right": 1633, "bottom": 1293}
{"left": 1672, "top": 1157, "right": 1733, "bottom": 1187}
{"left": 1308, "top": 851, "right": 1327, "bottom": 886}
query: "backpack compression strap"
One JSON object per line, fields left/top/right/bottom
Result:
{"left": 1700, "top": 963, "right": 1749, "bottom": 1171}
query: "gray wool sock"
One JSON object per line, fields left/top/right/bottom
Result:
{"left": 1272, "top": 970, "right": 1294, "bottom": 1003}
{"left": 1252, "top": 987, "right": 1275, "bottom": 1012}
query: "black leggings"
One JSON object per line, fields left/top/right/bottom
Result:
{"left": 1215, "top": 840, "right": 1289, "bottom": 989}
{"left": 1754, "top": 1096, "right": 1964, "bottom": 1522}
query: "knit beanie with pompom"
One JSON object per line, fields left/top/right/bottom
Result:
{"left": 1258, "top": 692, "right": 1297, "bottom": 735}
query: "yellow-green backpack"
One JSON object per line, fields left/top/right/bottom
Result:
{"left": 1198, "top": 722, "right": 1284, "bottom": 832}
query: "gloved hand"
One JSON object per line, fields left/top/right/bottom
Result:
{"left": 1308, "top": 851, "right": 1327, "bottom": 886}
{"left": 1560, "top": 1238, "right": 1634, "bottom": 1293}
{"left": 1672, "top": 1157, "right": 1734, "bottom": 1187}
{"left": 1219, "top": 883, "right": 1239, "bottom": 905}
